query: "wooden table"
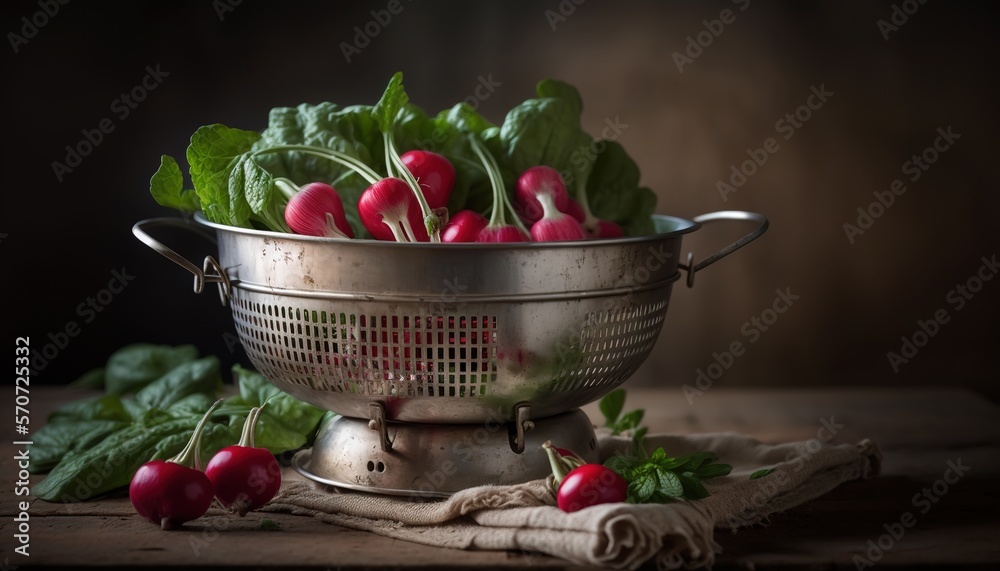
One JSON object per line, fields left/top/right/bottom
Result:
{"left": 2, "top": 387, "right": 998, "bottom": 570}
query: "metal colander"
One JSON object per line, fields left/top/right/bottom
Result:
{"left": 134, "top": 211, "right": 767, "bottom": 430}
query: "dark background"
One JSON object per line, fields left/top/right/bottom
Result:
{"left": 3, "top": 1, "right": 997, "bottom": 398}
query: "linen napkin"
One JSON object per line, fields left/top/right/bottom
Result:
{"left": 263, "top": 432, "right": 881, "bottom": 570}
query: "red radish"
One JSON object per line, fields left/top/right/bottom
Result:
{"left": 284, "top": 182, "right": 354, "bottom": 238}
{"left": 441, "top": 210, "right": 488, "bottom": 242}
{"left": 530, "top": 193, "right": 585, "bottom": 242}
{"left": 589, "top": 220, "right": 625, "bottom": 239}
{"left": 565, "top": 198, "right": 586, "bottom": 223}
{"left": 478, "top": 225, "right": 530, "bottom": 243}
{"left": 556, "top": 464, "right": 628, "bottom": 512}
{"left": 543, "top": 441, "right": 627, "bottom": 513}
{"left": 358, "top": 178, "right": 430, "bottom": 242}
{"left": 205, "top": 404, "right": 281, "bottom": 517}
{"left": 400, "top": 150, "right": 456, "bottom": 210}
{"left": 516, "top": 166, "right": 570, "bottom": 223}
{"left": 129, "top": 399, "right": 223, "bottom": 530}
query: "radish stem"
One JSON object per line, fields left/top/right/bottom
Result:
{"left": 273, "top": 178, "right": 299, "bottom": 200}
{"left": 173, "top": 398, "right": 224, "bottom": 471}
{"left": 251, "top": 145, "right": 381, "bottom": 185}
{"left": 470, "top": 137, "right": 530, "bottom": 235}
{"left": 385, "top": 131, "right": 441, "bottom": 242}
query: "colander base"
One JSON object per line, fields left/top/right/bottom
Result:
{"left": 292, "top": 408, "right": 599, "bottom": 497}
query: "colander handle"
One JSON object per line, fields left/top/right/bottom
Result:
{"left": 679, "top": 210, "right": 769, "bottom": 287}
{"left": 132, "top": 217, "right": 231, "bottom": 306}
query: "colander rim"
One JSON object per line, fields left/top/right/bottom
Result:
{"left": 193, "top": 212, "right": 700, "bottom": 249}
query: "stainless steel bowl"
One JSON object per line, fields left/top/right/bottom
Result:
{"left": 134, "top": 211, "right": 767, "bottom": 428}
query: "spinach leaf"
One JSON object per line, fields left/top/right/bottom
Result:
{"left": 494, "top": 79, "right": 595, "bottom": 191}
{"left": 493, "top": 79, "right": 655, "bottom": 235}
{"left": 104, "top": 343, "right": 198, "bottom": 395}
{"left": 186, "top": 124, "right": 261, "bottom": 226}
{"left": 253, "top": 102, "right": 382, "bottom": 237}
{"left": 586, "top": 140, "right": 656, "bottom": 236}
{"left": 48, "top": 393, "right": 130, "bottom": 423}
{"left": 149, "top": 155, "right": 200, "bottom": 211}
{"left": 134, "top": 356, "right": 222, "bottom": 411}
{"left": 371, "top": 71, "right": 408, "bottom": 133}
{"left": 165, "top": 392, "right": 220, "bottom": 418}
{"left": 32, "top": 416, "right": 231, "bottom": 502}
{"left": 227, "top": 365, "right": 325, "bottom": 454}
{"left": 28, "top": 419, "right": 129, "bottom": 474}
{"left": 227, "top": 154, "right": 253, "bottom": 227}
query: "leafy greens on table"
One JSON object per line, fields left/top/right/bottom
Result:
{"left": 30, "top": 344, "right": 325, "bottom": 502}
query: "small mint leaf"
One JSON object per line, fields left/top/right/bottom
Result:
{"left": 750, "top": 468, "right": 776, "bottom": 480}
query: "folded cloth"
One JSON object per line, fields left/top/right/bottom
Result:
{"left": 263, "top": 433, "right": 881, "bottom": 570}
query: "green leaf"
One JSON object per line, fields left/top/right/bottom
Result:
{"left": 186, "top": 124, "right": 262, "bottom": 226}
{"left": 677, "top": 472, "right": 710, "bottom": 500}
{"left": 28, "top": 419, "right": 128, "bottom": 473}
{"left": 535, "top": 79, "right": 583, "bottom": 117}
{"left": 253, "top": 102, "right": 380, "bottom": 238}
{"left": 604, "top": 453, "right": 641, "bottom": 474}
{"left": 230, "top": 365, "right": 326, "bottom": 454}
{"left": 134, "top": 356, "right": 222, "bottom": 411}
{"left": 676, "top": 451, "right": 717, "bottom": 472}
{"left": 371, "top": 71, "right": 408, "bottom": 134}
{"left": 750, "top": 468, "right": 776, "bottom": 480}
{"left": 656, "top": 468, "right": 684, "bottom": 498}
{"left": 629, "top": 470, "right": 657, "bottom": 503}
{"left": 227, "top": 155, "right": 252, "bottom": 227}
{"left": 598, "top": 388, "right": 625, "bottom": 427}
{"left": 104, "top": 343, "right": 199, "bottom": 395}
{"left": 165, "top": 392, "right": 220, "bottom": 418}
{"left": 492, "top": 80, "right": 655, "bottom": 236}
{"left": 242, "top": 156, "right": 276, "bottom": 215}
{"left": 697, "top": 462, "right": 734, "bottom": 479}
{"left": 616, "top": 409, "right": 644, "bottom": 432}
{"left": 31, "top": 416, "right": 218, "bottom": 501}
{"left": 585, "top": 141, "right": 657, "bottom": 236}
{"left": 150, "top": 155, "right": 200, "bottom": 211}
{"left": 48, "top": 394, "right": 130, "bottom": 423}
